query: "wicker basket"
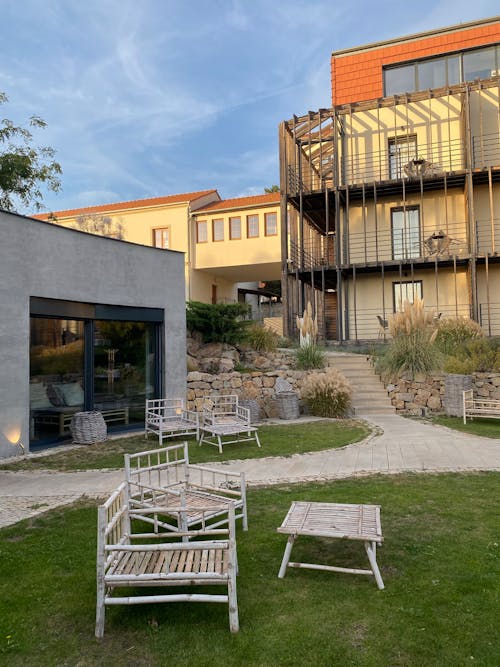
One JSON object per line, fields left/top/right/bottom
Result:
{"left": 239, "top": 399, "right": 261, "bottom": 424}
{"left": 70, "top": 411, "right": 107, "bottom": 444}
{"left": 276, "top": 392, "right": 300, "bottom": 420}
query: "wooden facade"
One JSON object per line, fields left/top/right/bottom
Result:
{"left": 280, "top": 75, "right": 500, "bottom": 341}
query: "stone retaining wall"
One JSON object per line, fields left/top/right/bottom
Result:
{"left": 187, "top": 370, "right": 309, "bottom": 418}
{"left": 384, "top": 373, "right": 500, "bottom": 415}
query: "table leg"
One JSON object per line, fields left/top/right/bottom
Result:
{"left": 278, "top": 534, "right": 296, "bottom": 579}
{"left": 365, "top": 541, "right": 384, "bottom": 590}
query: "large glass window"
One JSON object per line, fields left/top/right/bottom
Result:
{"left": 463, "top": 47, "right": 496, "bottom": 81}
{"left": 384, "top": 45, "right": 500, "bottom": 96}
{"left": 391, "top": 207, "right": 421, "bottom": 259}
{"left": 94, "top": 321, "right": 156, "bottom": 427}
{"left": 30, "top": 318, "right": 84, "bottom": 442}
{"left": 29, "top": 302, "right": 161, "bottom": 445}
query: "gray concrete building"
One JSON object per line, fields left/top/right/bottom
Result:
{"left": 0, "top": 210, "right": 186, "bottom": 459}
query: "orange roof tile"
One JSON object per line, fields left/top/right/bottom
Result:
{"left": 194, "top": 192, "right": 280, "bottom": 213}
{"left": 34, "top": 189, "right": 219, "bottom": 220}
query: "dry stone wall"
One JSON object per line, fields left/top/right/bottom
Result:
{"left": 384, "top": 373, "right": 500, "bottom": 415}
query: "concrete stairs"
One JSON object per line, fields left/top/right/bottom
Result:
{"left": 325, "top": 352, "right": 395, "bottom": 415}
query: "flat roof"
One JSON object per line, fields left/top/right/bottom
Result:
{"left": 332, "top": 15, "right": 500, "bottom": 57}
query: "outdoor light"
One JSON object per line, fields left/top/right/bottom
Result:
{"left": 4, "top": 426, "right": 25, "bottom": 455}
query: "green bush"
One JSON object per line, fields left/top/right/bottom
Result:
{"left": 301, "top": 368, "right": 352, "bottom": 417}
{"left": 186, "top": 301, "right": 251, "bottom": 344}
{"left": 434, "top": 316, "right": 483, "bottom": 355}
{"left": 443, "top": 338, "right": 500, "bottom": 374}
{"left": 294, "top": 344, "right": 325, "bottom": 370}
{"left": 244, "top": 323, "right": 279, "bottom": 352}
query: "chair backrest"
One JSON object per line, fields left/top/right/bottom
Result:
{"left": 146, "top": 398, "right": 185, "bottom": 417}
{"left": 210, "top": 394, "right": 239, "bottom": 415}
{"left": 125, "top": 442, "right": 190, "bottom": 488}
{"left": 376, "top": 315, "right": 388, "bottom": 329}
{"left": 97, "top": 482, "right": 130, "bottom": 571}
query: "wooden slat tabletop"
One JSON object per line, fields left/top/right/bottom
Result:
{"left": 277, "top": 501, "right": 383, "bottom": 542}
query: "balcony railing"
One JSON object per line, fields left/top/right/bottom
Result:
{"left": 289, "top": 236, "right": 335, "bottom": 271}
{"left": 347, "top": 304, "right": 472, "bottom": 341}
{"left": 349, "top": 220, "right": 468, "bottom": 266}
{"left": 288, "top": 133, "right": 499, "bottom": 195}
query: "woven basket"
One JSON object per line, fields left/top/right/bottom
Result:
{"left": 239, "top": 399, "right": 261, "bottom": 424}
{"left": 70, "top": 411, "right": 107, "bottom": 444}
{"left": 276, "top": 392, "right": 300, "bottom": 420}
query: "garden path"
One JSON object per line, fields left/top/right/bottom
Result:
{"left": 1, "top": 414, "right": 499, "bottom": 528}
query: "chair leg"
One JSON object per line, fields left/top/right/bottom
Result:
{"left": 254, "top": 431, "right": 261, "bottom": 448}
{"left": 365, "top": 541, "right": 384, "bottom": 590}
{"left": 95, "top": 578, "right": 106, "bottom": 638}
{"left": 278, "top": 535, "right": 296, "bottom": 578}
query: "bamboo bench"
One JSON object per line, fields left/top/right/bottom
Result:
{"left": 124, "top": 442, "right": 248, "bottom": 533}
{"left": 96, "top": 482, "right": 239, "bottom": 637}
{"left": 463, "top": 389, "right": 500, "bottom": 424}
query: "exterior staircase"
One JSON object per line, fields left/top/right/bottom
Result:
{"left": 325, "top": 352, "right": 395, "bottom": 415}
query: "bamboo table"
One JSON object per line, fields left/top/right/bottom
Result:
{"left": 277, "top": 501, "right": 384, "bottom": 589}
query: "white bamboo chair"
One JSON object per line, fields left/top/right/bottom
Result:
{"left": 145, "top": 398, "right": 199, "bottom": 443}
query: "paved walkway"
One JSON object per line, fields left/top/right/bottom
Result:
{"left": 1, "top": 414, "right": 499, "bottom": 528}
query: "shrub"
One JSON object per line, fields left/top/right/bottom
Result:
{"left": 434, "top": 316, "right": 483, "bottom": 355}
{"left": 294, "top": 344, "right": 325, "bottom": 370}
{"left": 301, "top": 368, "right": 352, "bottom": 418}
{"left": 377, "top": 299, "right": 440, "bottom": 380}
{"left": 244, "top": 323, "right": 279, "bottom": 352}
{"left": 186, "top": 301, "right": 251, "bottom": 344}
{"left": 443, "top": 338, "right": 500, "bottom": 374}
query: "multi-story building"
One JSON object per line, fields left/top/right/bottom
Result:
{"left": 279, "top": 16, "right": 500, "bottom": 341}
{"left": 36, "top": 190, "right": 281, "bottom": 310}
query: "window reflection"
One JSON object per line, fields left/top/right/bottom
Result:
{"left": 30, "top": 318, "right": 84, "bottom": 441}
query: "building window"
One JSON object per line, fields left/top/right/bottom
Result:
{"left": 264, "top": 212, "right": 278, "bottom": 236}
{"left": 153, "top": 227, "right": 170, "bottom": 249}
{"left": 391, "top": 207, "right": 421, "bottom": 260}
{"left": 247, "top": 214, "right": 259, "bottom": 238}
{"left": 197, "top": 220, "right": 207, "bottom": 243}
{"left": 393, "top": 280, "right": 423, "bottom": 312}
{"left": 229, "top": 216, "right": 241, "bottom": 239}
{"left": 388, "top": 135, "right": 417, "bottom": 179}
{"left": 383, "top": 44, "right": 500, "bottom": 96}
{"left": 212, "top": 218, "right": 224, "bottom": 242}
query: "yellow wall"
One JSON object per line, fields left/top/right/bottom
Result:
{"left": 192, "top": 204, "right": 281, "bottom": 279}
{"left": 346, "top": 190, "right": 467, "bottom": 264}
{"left": 346, "top": 268, "right": 470, "bottom": 339}
{"left": 342, "top": 94, "right": 464, "bottom": 183}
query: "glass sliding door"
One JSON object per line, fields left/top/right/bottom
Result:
{"left": 94, "top": 321, "right": 157, "bottom": 426}
{"left": 391, "top": 207, "right": 421, "bottom": 260}
{"left": 30, "top": 318, "right": 85, "bottom": 441}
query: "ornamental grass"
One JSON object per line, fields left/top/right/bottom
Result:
{"left": 301, "top": 367, "right": 352, "bottom": 418}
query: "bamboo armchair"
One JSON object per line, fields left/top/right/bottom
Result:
{"left": 95, "top": 482, "right": 239, "bottom": 636}
{"left": 199, "top": 394, "right": 261, "bottom": 453}
{"left": 145, "top": 398, "right": 199, "bottom": 444}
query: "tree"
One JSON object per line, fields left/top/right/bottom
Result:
{"left": 186, "top": 301, "right": 251, "bottom": 344}
{"left": 264, "top": 185, "right": 279, "bottom": 193}
{"left": 0, "top": 92, "right": 62, "bottom": 212}
{"left": 73, "top": 213, "right": 125, "bottom": 240}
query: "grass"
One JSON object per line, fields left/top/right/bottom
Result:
{"left": 429, "top": 415, "right": 500, "bottom": 439}
{"left": 1, "top": 473, "right": 499, "bottom": 666}
{"left": 0, "top": 420, "right": 370, "bottom": 472}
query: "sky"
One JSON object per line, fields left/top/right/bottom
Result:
{"left": 1, "top": 0, "right": 499, "bottom": 214}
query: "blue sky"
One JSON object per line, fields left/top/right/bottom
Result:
{"left": 1, "top": 1, "right": 499, "bottom": 213}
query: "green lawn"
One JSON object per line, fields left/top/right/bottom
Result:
{"left": 1, "top": 473, "right": 498, "bottom": 666}
{"left": 0, "top": 420, "right": 370, "bottom": 472}
{"left": 430, "top": 415, "right": 500, "bottom": 439}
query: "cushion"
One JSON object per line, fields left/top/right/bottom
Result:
{"left": 46, "top": 384, "right": 66, "bottom": 407}
{"left": 30, "top": 383, "right": 52, "bottom": 409}
{"left": 52, "top": 382, "right": 84, "bottom": 407}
